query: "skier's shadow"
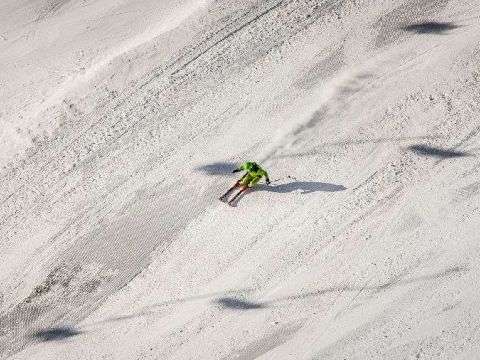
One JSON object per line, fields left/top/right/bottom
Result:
{"left": 256, "top": 181, "right": 347, "bottom": 194}
{"left": 230, "top": 181, "right": 346, "bottom": 206}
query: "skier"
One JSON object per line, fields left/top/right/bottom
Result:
{"left": 220, "top": 161, "right": 270, "bottom": 205}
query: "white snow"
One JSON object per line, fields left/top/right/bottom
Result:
{"left": 1, "top": 0, "right": 480, "bottom": 359}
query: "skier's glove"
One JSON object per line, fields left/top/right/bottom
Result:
{"left": 232, "top": 169, "right": 241, "bottom": 173}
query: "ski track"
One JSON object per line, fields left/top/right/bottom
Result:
{"left": 31, "top": 0, "right": 212, "bottom": 121}
{"left": 259, "top": 66, "right": 367, "bottom": 163}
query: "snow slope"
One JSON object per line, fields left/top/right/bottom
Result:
{"left": 1, "top": 0, "right": 480, "bottom": 359}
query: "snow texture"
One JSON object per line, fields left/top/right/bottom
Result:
{"left": 1, "top": 0, "right": 480, "bottom": 359}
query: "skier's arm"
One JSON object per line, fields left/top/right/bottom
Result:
{"left": 232, "top": 162, "right": 248, "bottom": 173}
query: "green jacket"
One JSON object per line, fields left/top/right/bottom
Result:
{"left": 233, "top": 161, "right": 270, "bottom": 184}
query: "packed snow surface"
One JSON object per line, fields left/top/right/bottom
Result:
{"left": 1, "top": 0, "right": 480, "bottom": 359}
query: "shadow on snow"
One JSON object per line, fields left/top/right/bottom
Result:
{"left": 217, "top": 298, "right": 265, "bottom": 310}
{"left": 407, "top": 144, "right": 472, "bottom": 159}
{"left": 31, "top": 326, "right": 82, "bottom": 341}
{"left": 195, "top": 162, "right": 236, "bottom": 175}
{"left": 402, "top": 22, "right": 459, "bottom": 34}
{"left": 227, "top": 181, "right": 346, "bottom": 206}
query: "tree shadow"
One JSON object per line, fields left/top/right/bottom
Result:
{"left": 407, "top": 144, "right": 472, "bottom": 159}
{"left": 217, "top": 298, "right": 265, "bottom": 310}
{"left": 195, "top": 162, "right": 236, "bottom": 175}
{"left": 256, "top": 182, "right": 347, "bottom": 194}
{"left": 402, "top": 22, "right": 459, "bottom": 34}
{"left": 31, "top": 326, "right": 82, "bottom": 341}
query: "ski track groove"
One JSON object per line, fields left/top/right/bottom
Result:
{"left": 171, "top": 0, "right": 287, "bottom": 76}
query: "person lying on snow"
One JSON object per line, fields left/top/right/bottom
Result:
{"left": 220, "top": 161, "right": 270, "bottom": 205}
